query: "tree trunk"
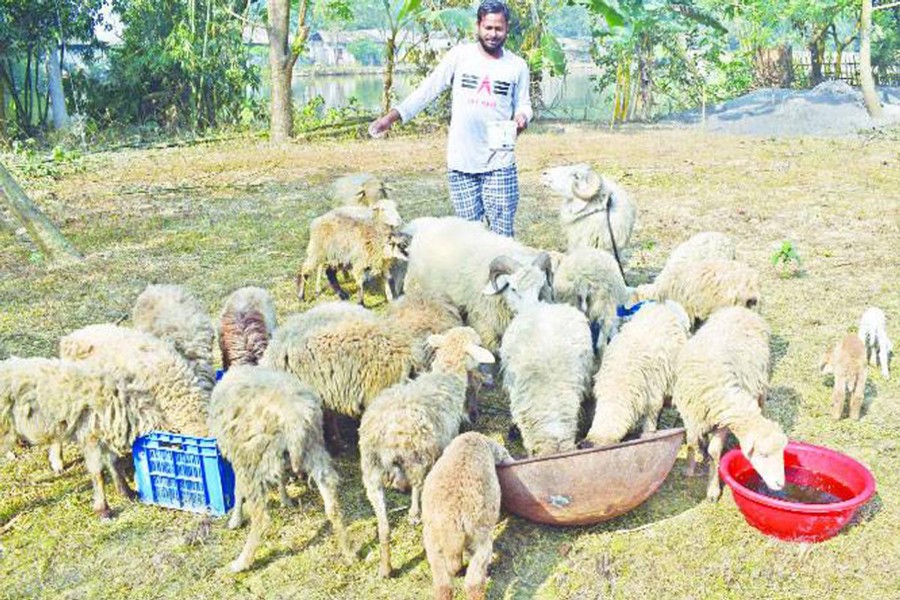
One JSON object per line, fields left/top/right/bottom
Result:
{"left": 47, "top": 45, "right": 69, "bottom": 131}
{"left": 267, "top": 0, "right": 294, "bottom": 141}
{"left": 0, "top": 161, "right": 81, "bottom": 262}
{"left": 808, "top": 39, "right": 824, "bottom": 86}
{"left": 752, "top": 45, "right": 793, "bottom": 88}
{"left": 382, "top": 31, "right": 397, "bottom": 116}
{"left": 859, "top": 0, "right": 882, "bottom": 117}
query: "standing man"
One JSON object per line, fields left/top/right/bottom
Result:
{"left": 369, "top": 0, "right": 532, "bottom": 237}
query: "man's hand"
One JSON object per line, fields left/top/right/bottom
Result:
{"left": 369, "top": 109, "right": 402, "bottom": 138}
{"left": 514, "top": 112, "right": 528, "bottom": 134}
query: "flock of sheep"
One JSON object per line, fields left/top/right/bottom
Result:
{"left": 0, "top": 165, "right": 894, "bottom": 600}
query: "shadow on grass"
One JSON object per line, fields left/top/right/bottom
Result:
{"left": 767, "top": 385, "right": 802, "bottom": 434}
{"left": 488, "top": 456, "right": 707, "bottom": 598}
{"left": 771, "top": 333, "right": 790, "bottom": 372}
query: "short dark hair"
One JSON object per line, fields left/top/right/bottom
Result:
{"left": 477, "top": 0, "right": 510, "bottom": 23}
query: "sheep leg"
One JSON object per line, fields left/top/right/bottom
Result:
{"left": 464, "top": 534, "right": 493, "bottom": 600}
{"left": 228, "top": 489, "right": 245, "bottom": 530}
{"left": 278, "top": 474, "right": 297, "bottom": 509}
{"left": 408, "top": 483, "right": 423, "bottom": 525}
{"left": 325, "top": 267, "right": 350, "bottom": 300}
{"left": 849, "top": 371, "right": 867, "bottom": 420}
{"left": 48, "top": 442, "right": 64, "bottom": 474}
{"left": 323, "top": 410, "right": 345, "bottom": 453}
{"left": 83, "top": 441, "right": 112, "bottom": 519}
{"left": 683, "top": 431, "right": 702, "bottom": 477}
{"left": 108, "top": 453, "right": 135, "bottom": 501}
{"left": 315, "top": 265, "right": 324, "bottom": 296}
{"left": 364, "top": 479, "right": 392, "bottom": 578}
{"left": 230, "top": 497, "right": 269, "bottom": 573}
{"left": 878, "top": 341, "right": 890, "bottom": 380}
{"left": 296, "top": 271, "right": 308, "bottom": 301}
{"left": 705, "top": 428, "right": 728, "bottom": 502}
{"left": 831, "top": 376, "right": 847, "bottom": 420}
{"left": 428, "top": 550, "right": 454, "bottom": 600}
{"left": 309, "top": 462, "right": 354, "bottom": 564}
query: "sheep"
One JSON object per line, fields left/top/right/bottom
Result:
{"left": 358, "top": 326, "right": 495, "bottom": 578}
{"left": 553, "top": 248, "right": 630, "bottom": 352}
{"left": 296, "top": 205, "right": 409, "bottom": 307}
{"left": 485, "top": 255, "right": 595, "bottom": 456}
{"left": 332, "top": 172, "right": 390, "bottom": 207}
{"left": 60, "top": 324, "right": 210, "bottom": 436}
{"left": 582, "top": 301, "right": 690, "bottom": 447}
{"left": 636, "top": 259, "right": 761, "bottom": 328}
{"left": 540, "top": 164, "right": 636, "bottom": 255}
{"left": 673, "top": 306, "right": 787, "bottom": 502}
{"left": 0, "top": 357, "right": 167, "bottom": 518}
{"left": 422, "top": 432, "right": 511, "bottom": 600}
{"left": 403, "top": 217, "right": 553, "bottom": 351}
{"left": 209, "top": 366, "right": 354, "bottom": 572}
{"left": 858, "top": 307, "right": 892, "bottom": 380}
{"left": 217, "top": 286, "right": 277, "bottom": 370}
{"left": 132, "top": 284, "right": 216, "bottom": 392}
{"left": 820, "top": 334, "right": 868, "bottom": 420}
{"left": 663, "top": 231, "right": 736, "bottom": 270}
{"left": 386, "top": 293, "right": 463, "bottom": 370}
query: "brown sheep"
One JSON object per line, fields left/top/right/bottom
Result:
{"left": 820, "top": 334, "right": 868, "bottom": 420}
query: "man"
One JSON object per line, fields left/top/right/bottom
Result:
{"left": 369, "top": 0, "right": 532, "bottom": 237}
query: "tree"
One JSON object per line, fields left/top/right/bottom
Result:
{"left": 266, "top": 0, "right": 312, "bottom": 141}
{"left": 0, "top": 161, "right": 81, "bottom": 262}
{"left": 860, "top": 0, "right": 883, "bottom": 117}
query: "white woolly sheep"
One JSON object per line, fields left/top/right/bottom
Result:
{"left": 858, "top": 307, "right": 892, "bottom": 380}
{"left": 403, "top": 217, "right": 553, "bottom": 351}
{"left": 132, "top": 284, "right": 216, "bottom": 392}
{"left": 553, "top": 248, "right": 630, "bottom": 352}
{"left": 422, "top": 432, "right": 511, "bottom": 600}
{"left": 540, "top": 164, "right": 636, "bottom": 256}
{"left": 60, "top": 323, "right": 210, "bottom": 436}
{"left": 0, "top": 357, "right": 167, "bottom": 518}
{"left": 636, "top": 259, "right": 761, "bottom": 328}
{"left": 297, "top": 205, "right": 409, "bottom": 307}
{"left": 663, "top": 231, "right": 736, "bottom": 271}
{"left": 583, "top": 301, "right": 690, "bottom": 447}
{"left": 820, "top": 334, "right": 868, "bottom": 420}
{"left": 673, "top": 306, "right": 787, "bottom": 502}
{"left": 332, "top": 172, "right": 390, "bottom": 207}
{"left": 358, "top": 326, "right": 495, "bottom": 578}
{"left": 209, "top": 366, "right": 354, "bottom": 572}
{"left": 218, "top": 286, "right": 277, "bottom": 370}
{"left": 485, "top": 255, "right": 594, "bottom": 456}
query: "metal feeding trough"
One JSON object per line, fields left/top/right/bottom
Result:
{"left": 497, "top": 428, "right": 685, "bottom": 526}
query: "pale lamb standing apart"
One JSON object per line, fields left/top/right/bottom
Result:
{"left": 673, "top": 306, "right": 787, "bottom": 501}
{"left": 358, "top": 327, "right": 495, "bottom": 578}
{"left": 422, "top": 432, "right": 511, "bottom": 600}
{"left": 820, "top": 334, "right": 868, "bottom": 420}
{"left": 858, "top": 307, "right": 892, "bottom": 380}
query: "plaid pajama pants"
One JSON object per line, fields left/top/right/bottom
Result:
{"left": 447, "top": 165, "right": 519, "bottom": 237}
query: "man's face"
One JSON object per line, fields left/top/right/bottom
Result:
{"left": 477, "top": 12, "right": 508, "bottom": 54}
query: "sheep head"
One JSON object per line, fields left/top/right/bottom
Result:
{"left": 371, "top": 199, "right": 403, "bottom": 228}
{"left": 356, "top": 177, "right": 391, "bottom": 206}
{"left": 382, "top": 230, "right": 412, "bottom": 261}
{"left": 481, "top": 253, "right": 554, "bottom": 312}
{"left": 740, "top": 419, "right": 787, "bottom": 491}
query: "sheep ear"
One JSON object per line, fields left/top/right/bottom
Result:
{"left": 427, "top": 334, "right": 445, "bottom": 349}
{"left": 355, "top": 189, "right": 367, "bottom": 203}
{"left": 741, "top": 434, "right": 756, "bottom": 461}
{"left": 482, "top": 276, "right": 509, "bottom": 296}
{"left": 466, "top": 344, "right": 495, "bottom": 364}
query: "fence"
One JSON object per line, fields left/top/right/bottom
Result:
{"left": 792, "top": 51, "right": 900, "bottom": 86}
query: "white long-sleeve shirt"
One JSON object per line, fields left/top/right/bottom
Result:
{"left": 394, "top": 43, "right": 533, "bottom": 174}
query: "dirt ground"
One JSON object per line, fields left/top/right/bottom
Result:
{"left": 1, "top": 125, "right": 899, "bottom": 599}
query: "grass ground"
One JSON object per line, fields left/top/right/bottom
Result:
{"left": 1, "top": 124, "right": 899, "bottom": 599}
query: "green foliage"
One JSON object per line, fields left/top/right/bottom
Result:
{"left": 346, "top": 39, "right": 383, "bottom": 66}
{"left": 293, "top": 95, "right": 367, "bottom": 134}
{"left": 771, "top": 240, "right": 802, "bottom": 277}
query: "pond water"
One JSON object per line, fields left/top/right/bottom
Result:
{"left": 290, "top": 69, "right": 614, "bottom": 121}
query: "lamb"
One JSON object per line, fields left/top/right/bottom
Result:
{"left": 636, "top": 259, "right": 760, "bottom": 328}
{"left": 553, "top": 248, "right": 630, "bottom": 351}
{"left": 663, "top": 231, "right": 736, "bottom": 270}
{"left": 673, "top": 306, "right": 787, "bottom": 502}
{"left": 209, "top": 366, "right": 354, "bottom": 572}
{"left": 60, "top": 323, "right": 210, "bottom": 436}
{"left": 486, "top": 255, "right": 595, "bottom": 456}
{"left": 132, "top": 284, "right": 216, "bottom": 392}
{"left": 358, "top": 326, "right": 495, "bottom": 578}
{"left": 583, "top": 301, "right": 690, "bottom": 447}
{"left": 0, "top": 357, "right": 167, "bottom": 518}
{"left": 217, "top": 286, "right": 277, "bottom": 370}
{"left": 403, "top": 217, "right": 553, "bottom": 351}
{"left": 332, "top": 172, "right": 390, "bottom": 207}
{"left": 296, "top": 204, "right": 409, "bottom": 307}
{"left": 540, "top": 164, "right": 636, "bottom": 255}
{"left": 422, "top": 432, "right": 511, "bottom": 600}
{"left": 820, "top": 334, "right": 868, "bottom": 420}
{"left": 858, "top": 307, "right": 892, "bottom": 380}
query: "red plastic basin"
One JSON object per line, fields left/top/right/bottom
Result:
{"left": 719, "top": 441, "right": 876, "bottom": 542}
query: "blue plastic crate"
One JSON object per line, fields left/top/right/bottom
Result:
{"left": 133, "top": 432, "right": 235, "bottom": 516}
